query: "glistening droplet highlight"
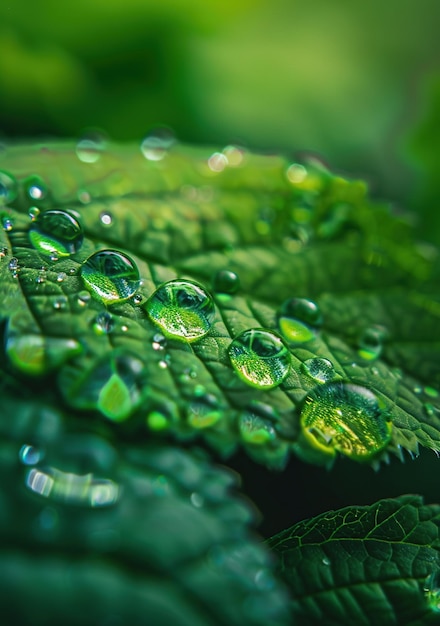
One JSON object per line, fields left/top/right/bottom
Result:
{"left": 29, "top": 210, "right": 84, "bottom": 257}
{"left": 277, "top": 297, "right": 322, "bottom": 343}
{"left": 80, "top": 250, "right": 140, "bottom": 304}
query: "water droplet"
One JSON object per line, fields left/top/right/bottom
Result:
{"left": 277, "top": 297, "right": 322, "bottom": 343}
{"left": 0, "top": 170, "right": 18, "bottom": 204}
{"left": 140, "top": 127, "right": 175, "bottom": 161}
{"left": 208, "top": 152, "right": 228, "bottom": 173}
{"left": 100, "top": 211, "right": 113, "bottom": 226}
{"left": 239, "top": 412, "right": 276, "bottom": 444}
{"left": 53, "top": 296, "right": 68, "bottom": 311}
{"left": 357, "top": 326, "right": 385, "bottom": 361}
{"left": 77, "top": 290, "right": 91, "bottom": 307}
{"left": 187, "top": 396, "right": 222, "bottom": 429}
{"left": 24, "top": 175, "right": 48, "bottom": 201}
{"left": 8, "top": 257, "right": 19, "bottom": 276}
{"left": 76, "top": 132, "right": 106, "bottom": 163}
{"left": 146, "top": 411, "right": 170, "bottom": 431}
{"left": 190, "top": 492, "right": 204, "bottom": 508}
{"left": 158, "top": 359, "right": 168, "bottom": 369}
{"left": 228, "top": 328, "right": 291, "bottom": 389}
{"left": 212, "top": 269, "right": 240, "bottom": 294}
{"left": 222, "top": 145, "right": 244, "bottom": 167}
{"left": 80, "top": 250, "right": 140, "bottom": 304}
{"left": 286, "top": 163, "right": 307, "bottom": 184}
{"left": 425, "top": 570, "right": 440, "bottom": 612}
{"left": 133, "top": 293, "right": 143, "bottom": 305}
{"left": 56, "top": 272, "right": 67, "bottom": 282}
{"left": 29, "top": 210, "right": 84, "bottom": 258}
{"left": 145, "top": 279, "right": 215, "bottom": 342}
{"left": 0, "top": 246, "right": 8, "bottom": 258}
{"left": 93, "top": 311, "right": 115, "bottom": 334}
{"left": 121, "top": 324, "right": 128, "bottom": 332}
{"left": 35, "top": 271, "right": 46, "bottom": 284}
{"left": 19, "top": 444, "right": 44, "bottom": 466}
{"left": 300, "top": 382, "right": 391, "bottom": 461}
{"left": 29, "top": 207, "right": 41, "bottom": 221}
{"left": 322, "top": 557, "right": 331, "bottom": 566}
{"left": 2, "top": 217, "right": 13, "bottom": 231}
{"left": 152, "top": 333, "right": 167, "bottom": 350}
{"left": 302, "top": 357, "right": 335, "bottom": 383}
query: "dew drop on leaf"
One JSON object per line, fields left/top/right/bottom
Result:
{"left": 76, "top": 132, "right": 106, "bottom": 163}
{"left": 239, "top": 412, "right": 277, "bottom": 445}
{"left": 357, "top": 326, "right": 385, "bottom": 361}
{"left": 28, "top": 207, "right": 40, "bottom": 221}
{"left": 302, "top": 357, "right": 335, "bottom": 383}
{"left": 77, "top": 290, "right": 91, "bottom": 307}
{"left": 228, "top": 328, "right": 291, "bottom": 389}
{"left": 277, "top": 297, "right": 322, "bottom": 344}
{"left": 425, "top": 570, "right": 440, "bottom": 613}
{"left": 2, "top": 217, "right": 13, "bottom": 231}
{"left": 146, "top": 411, "right": 170, "bottom": 432}
{"left": 0, "top": 170, "right": 17, "bottom": 204}
{"left": 99, "top": 211, "right": 113, "bottom": 226}
{"left": 24, "top": 175, "right": 48, "bottom": 201}
{"left": 300, "top": 382, "right": 392, "bottom": 461}
{"left": 19, "top": 444, "right": 44, "bottom": 466}
{"left": 140, "top": 127, "right": 175, "bottom": 161}
{"left": 80, "top": 249, "right": 141, "bottom": 304}
{"left": 152, "top": 333, "right": 167, "bottom": 350}
{"left": 29, "top": 210, "right": 84, "bottom": 258}
{"left": 56, "top": 272, "right": 67, "bottom": 282}
{"left": 93, "top": 311, "right": 115, "bottom": 334}
{"left": 0, "top": 245, "right": 8, "bottom": 258}
{"left": 145, "top": 279, "right": 216, "bottom": 342}
{"left": 212, "top": 269, "right": 240, "bottom": 294}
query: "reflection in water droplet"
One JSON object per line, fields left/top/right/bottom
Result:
{"left": 228, "top": 328, "right": 291, "bottom": 389}
{"left": 81, "top": 249, "right": 140, "bottom": 304}
{"left": 29, "top": 207, "right": 41, "bottom": 221}
{"left": 141, "top": 127, "right": 175, "bottom": 161}
{"left": 8, "top": 256, "right": 19, "bottom": 277}
{"left": 239, "top": 412, "right": 276, "bottom": 444}
{"left": 146, "top": 279, "right": 215, "bottom": 342}
{"left": 29, "top": 210, "right": 84, "bottom": 258}
{"left": 357, "top": 327, "right": 385, "bottom": 361}
{"left": 302, "top": 358, "right": 335, "bottom": 383}
{"left": 19, "top": 444, "right": 44, "bottom": 466}
{"left": 76, "top": 132, "right": 106, "bottom": 163}
{"left": 25, "top": 175, "right": 48, "bottom": 201}
{"left": 133, "top": 293, "right": 143, "bottom": 305}
{"left": 277, "top": 298, "right": 322, "bottom": 344}
{"left": 100, "top": 212, "right": 113, "bottom": 226}
{"left": 77, "top": 290, "right": 91, "bottom": 307}
{"left": 2, "top": 217, "right": 13, "bottom": 231}
{"left": 94, "top": 311, "right": 115, "bottom": 334}
{"left": 0, "top": 170, "right": 18, "bottom": 204}
{"left": 300, "top": 382, "right": 391, "bottom": 461}
{"left": 212, "top": 269, "right": 240, "bottom": 294}
{"left": 425, "top": 570, "right": 440, "bottom": 612}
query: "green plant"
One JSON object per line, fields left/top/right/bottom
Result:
{"left": 1, "top": 140, "right": 439, "bottom": 625}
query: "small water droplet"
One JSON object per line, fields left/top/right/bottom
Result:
{"left": 29, "top": 207, "right": 41, "bottom": 221}
{"left": 140, "top": 127, "right": 175, "bottom": 161}
{"left": 146, "top": 411, "right": 170, "bottom": 431}
{"left": 2, "top": 217, "right": 13, "bottom": 231}
{"left": 286, "top": 163, "right": 307, "bottom": 184}
{"left": 29, "top": 210, "right": 84, "bottom": 258}
{"left": 100, "top": 211, "right": 113, "bottom": 226}
{"left": 145, "top": 279, "right": 216, "bottom": 342}
{"left": 357, "top": 326, "right": 385, "bottom": 361}
{"left": 56, "top": 272, "right": 67, "bottom": 282}
{"left": 212, "top": 269, "right": 240, "bottom": 294}
{"left": 76, "top": 131, "right": 107, "bottom": 163}
{"left": 77, "top": 290, "right": 91, "bottom": 307}
{"left": 133, "top": 293, "right": 143, "bottom": 305}
{"left": 190, "top": 492, "right": 204, "bottom": 508}
{"left": 19, "top": 444, "right": 44, "bottom": 466}
{"left": 222, "top": 145, "right": 244, "bottom": 167}
{"left": 53, "top": 296, "right": 68, "bottom": 311}
{"left": 152, "top": 333, "right": 167, "bottom": 350}
{"left": 80, "top": 249, "right": 140, "bottom": 304}
{"left": 300, "top": 382, "right": 391, "bottom": 461}
{"left": 208, "top": 152, "right": 228, "bottom": 173}
{"left": 78, "top": 189, "right": 91, "bottom": 204}
{"left": 25, "top": 175, "right": 48, "bottom": 201}
{"left": 0, "top": 246, "right": 8, "bottom": 258}
{"left": 0, "top": 170, "right": 18, "bottom": 204}
{"left": 239, "top": 412, "right": 277, "bottom": 444}
{"left": 8, "top": 257, "right": 19, "bottom": 275}
{"left": 277, "top": 297, "right": 322, "bottom": 344}
{"left": 35, "top": 272, "right": 46, "bottom": 284}
{"left": 425, "top": 570, "right": 440, "bottom": 612}
{"left": 93, "top": 311, "right": 115, "bottom": 334}
{"left": 228, "top": 328, "right": 291, "bottom": 389}
{"left": 302, "top": 357, "right": 335, "bottom": 383}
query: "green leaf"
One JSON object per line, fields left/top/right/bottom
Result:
{"left": 267, "top": 495, "right": 440, "bottom": 625}
{"left": 0, "top": 142, "right": 439, "bottom": 469}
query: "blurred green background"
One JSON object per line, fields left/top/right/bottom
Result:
{"left": 0, "top": 0, "right": 439, "bottom": 240}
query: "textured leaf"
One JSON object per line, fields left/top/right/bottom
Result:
{"left": 0, "top": 142, "right": 439, "bottom": 470}
{"left": 268, "top": 495, "right": 440, "bottom": 625}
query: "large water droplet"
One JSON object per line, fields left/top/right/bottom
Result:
{"left": 277, "top": 297, "right": 322, "bottom": 343}
{"left": 29, "top": 210, "right": 84, "bottom": 258}
{"left": 80, "top": 249, "right": 140, "bottom": 304}
{"left": 0, "top": 170, "right": 17, "bottom": 204}
{"left": 302, "top": 357, "right": 335, "bottom": 383}
{"left": 2, "top": 216, "right": 13, "bottom": 231}
{"left": 140, "top": 127, "right": 175, "bottom": 161}
{"left": 145, "top": 279, "right": 215, "bottom": 342}
{"left": 300, "top": 382, "right": 391, "bottom": 461}
{"left": 24, "top": 175, "right": 48, "bottom": 202}
{"left": 425, "top": 570, "right": 440, "bottom": 613}
{"left": 228, "top": 328, "right": 291, "bottom": 389}
{"left": 212, "top": 269, "right": 240, "bottom": 294}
